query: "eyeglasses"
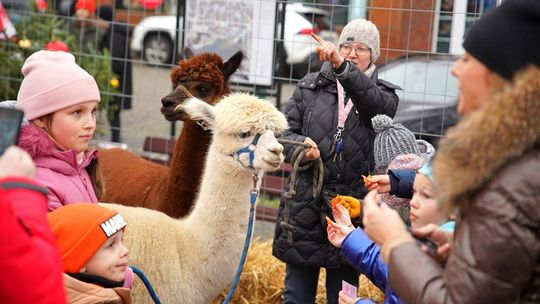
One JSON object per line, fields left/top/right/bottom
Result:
{"left": 340, "top": 44, "right": 370, "bottom": 56}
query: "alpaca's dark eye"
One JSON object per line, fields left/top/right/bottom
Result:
{"left": 196, "top": 85, "right": 210, "bottom": 97}
{"left": 239, "top": 131, "right": 251, "bottom": 139}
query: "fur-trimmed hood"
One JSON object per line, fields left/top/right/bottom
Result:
{"left": 19, "top": 123, "right": 60, "bottom": 158}
{"left": 18, "top": 123, "right": 97, "bottom": 170}
{"left": 433, "top": 66, "right": 540, "bottom": 212}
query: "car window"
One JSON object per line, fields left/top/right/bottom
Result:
{"left": 379, "top": 58, "right": 458, "bottom": 106}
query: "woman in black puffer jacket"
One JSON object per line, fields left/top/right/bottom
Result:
{"left": 272, "top": 18, "right": 399, "bottom": 304}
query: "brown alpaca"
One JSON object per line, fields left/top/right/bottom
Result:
{"left": 99, "top": 49, "right": 243, "bottom": 218}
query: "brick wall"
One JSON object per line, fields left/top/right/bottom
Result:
{"left": 369, "top": 0, "right": 437, "bottom": 63}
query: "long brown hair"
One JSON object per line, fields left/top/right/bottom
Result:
{"left": 33, "top": 114, "right": 103, "bottom": 199}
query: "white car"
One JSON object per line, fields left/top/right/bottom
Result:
{"left": 130, "top": 3, "right": 338, "bottom": 76}
{"left": 281, "top": 3, "right": 338, "bottom": 77}
{"left": 130, "top": 15, "right": 183, "bottom": 65}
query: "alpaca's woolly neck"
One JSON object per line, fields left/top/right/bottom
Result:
{"left": 178, "top": 145, "right": 263, "bottom": 302}
{"left": 187, "top": 145, "right": 258, "bottom": 245}
{"left": 160, "top": 121, "right": 212, "bottom": 217}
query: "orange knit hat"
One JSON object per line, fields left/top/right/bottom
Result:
{"left": 47, "top": 204, "right": 127, "bottom": 273}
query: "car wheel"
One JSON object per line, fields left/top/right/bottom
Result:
{"left": 142, "top": 33, "right": 173, "bottom": 65}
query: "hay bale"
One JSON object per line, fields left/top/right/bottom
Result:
{"left": 213, "top": 238, "right": 284, "bottom": 304}
{"left": 213, "top": 239, "right": 385, "bottom": 304}
{"left": 359, "top": 275, "right": 385, "bottom": 303}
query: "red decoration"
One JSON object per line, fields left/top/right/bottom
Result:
{"left": 45, "top": 41, "right": 69, "bottom": 52}
{"left": 35, "top": 0, "right": 47, "bottom": 12}
{"left": 139, "top": 0, "right": 163, "bottom": 10}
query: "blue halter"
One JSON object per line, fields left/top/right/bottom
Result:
{"left": 233, "top": 133, "right": 261, "bottom": 168}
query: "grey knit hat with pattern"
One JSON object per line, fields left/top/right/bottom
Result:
{"left": 338, "top": 19, "right": 380, "bottom": 63}
{"left": 372, "top": 114, "right": 420, "bottom": 173}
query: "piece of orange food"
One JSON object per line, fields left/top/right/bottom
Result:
{"left": 325, "top": 216, "right": 334, "bottom": 226}
{"left": 362, "top": 174, "right": 374, "bottom": 188}
{"left": 330, "top": 195, "right": 361, "bottom": 219}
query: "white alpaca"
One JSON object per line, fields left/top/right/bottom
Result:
{"left": 102, "top": 93, "right": 288, "bottom": 303}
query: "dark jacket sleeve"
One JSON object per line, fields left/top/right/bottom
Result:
{"left": 0, "top": 177, "right": 66, "bottom": 304}
{"left": 336, "top": 62, "right": 399, "bottom": 119}
{"left": 388, "top": 170, "right": 416, "bottom": 199}
{"left": 388, "top": 161, "right": 540, "bottom": 303}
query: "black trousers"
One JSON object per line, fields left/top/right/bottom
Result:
{"left": 283, "top": 262, "right": 359, "bottom": 304}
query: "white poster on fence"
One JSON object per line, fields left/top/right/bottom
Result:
{"left": 184, "top": 0, "right": 276, "bottom": 86}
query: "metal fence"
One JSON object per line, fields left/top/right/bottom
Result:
{"left": 1, "top": 0, "right": 497, "bottom": 235}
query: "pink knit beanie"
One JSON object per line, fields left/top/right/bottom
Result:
{"left": 16, "top": 50, "right": 100, "bottom": 120}
{"left": 380, "top": 153, "right": 425, "bottom": 208}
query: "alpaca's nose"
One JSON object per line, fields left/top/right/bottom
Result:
{"left": 268, "top": 143, "right": 284, "bottom": 156}
{"left": 161, "top": 93, "right": 175, "bottom": 108}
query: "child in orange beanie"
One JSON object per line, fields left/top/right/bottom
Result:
{"left": 48, "top": 204, "right": 132, "bottom": 303}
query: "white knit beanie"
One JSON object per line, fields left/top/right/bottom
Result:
{"left": 338, "top": 19, "right": 380, "bottom": 63}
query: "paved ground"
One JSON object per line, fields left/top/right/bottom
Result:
{"left": 95, "top": 62, "right": 295, "bottom": 241}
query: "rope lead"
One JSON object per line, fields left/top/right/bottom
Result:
{"left": 130, "top": 265, "right": 161, "bottom": 304}
{"left": 222, "top": 187, "right": 258, "bottom": 303}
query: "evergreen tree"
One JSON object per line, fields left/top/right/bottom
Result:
{"left": 0, "top": 2, "right": 119, "bottom": 118}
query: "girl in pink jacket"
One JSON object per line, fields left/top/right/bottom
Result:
{"left": 16, "top": 50, "right": 102, "bottom": 211}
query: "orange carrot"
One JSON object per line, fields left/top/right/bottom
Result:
{"left": 362, "top": 174, "right": 374, "bottom": 188}
{"left": 325, "top": 216, "right": 333, "bottom": 225}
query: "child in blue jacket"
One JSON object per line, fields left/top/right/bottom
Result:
{"left": 327, "top": 162, "right": 454, "bottom": 304}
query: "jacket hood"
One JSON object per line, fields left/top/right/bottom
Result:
{"left": 433, "top": 66, "right": 540, "bottom": 212}
{"left": 19, "top": 123, "right": 58, "bottom": 158}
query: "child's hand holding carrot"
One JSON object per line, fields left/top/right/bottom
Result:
{"left": 326, "top": 216, "right": 353, "bottom": 248}
{"left": 362, "top": 174, "right": 391, "bottom": 193}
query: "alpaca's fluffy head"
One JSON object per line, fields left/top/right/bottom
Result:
{"left": 161, "top": 51, "right": 243, "bottom": 122}
{"left": 180, "top": 93, "right": 288, "bottom": 172}
{"left": 214, "top": 93, "right": 288, "bottom": 136}
{"left": 170, "top": 53, "right": 227, "bottom": 96}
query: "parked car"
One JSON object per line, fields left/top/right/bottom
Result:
{"left": 378, "top": 54, "right": 461, "bottom": 146}
{"left": 280, "top": 3, "right": 338, "bottom": 78}
{"left": 130, "top": 14, "right": 182, "bottom": 65}
{"left": 130, "top": 3, "right": 338, "bottom": 75}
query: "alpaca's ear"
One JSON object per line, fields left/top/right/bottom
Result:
{"left": 182, "top": 97, "right": 215, "bottom": 130}
{"left": 221, "top": 51, "right": 243, "bottom": 79}
{"left": 182, "top": 47, "right": 195, "bottom": 60}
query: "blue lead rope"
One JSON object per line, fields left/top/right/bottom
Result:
{"left": 222, "top": 189, "right": 258, "bottom": 304}
{"left": 130, "top": 265, "right": 162, "bottom": 304}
